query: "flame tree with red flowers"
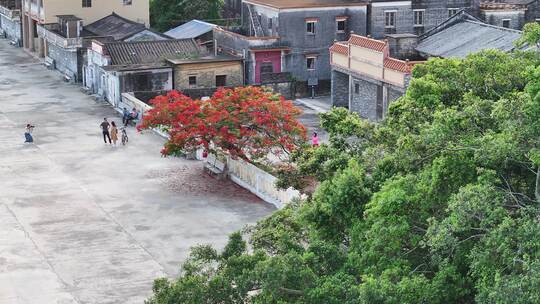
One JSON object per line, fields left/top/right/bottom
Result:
{"left": 138, "top": 86, "right": 307, "bottom": 166}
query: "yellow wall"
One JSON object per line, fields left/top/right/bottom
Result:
{"left": 350, "top": 59, "right": 383, "bottom": 80}
{"left": 174, "top": 61, "right": 243, "bottom": 89}
{"left": 331, "top": 53, "right": 348, "bottom": 68}
{"left": 41, "top": 0, "right": 149, "bottom": 25}
{"left": 383, "top": 69, "right": 405, "bottom": 87}
{"left": 350, "top": 45, "right": 384, "bottom": 65}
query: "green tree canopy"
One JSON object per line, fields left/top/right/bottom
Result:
{"left": 146, "top": 49, "right": 540, "bottom": 303}
{"left": 150, "top": 0, "right": 222, "bottom": 32}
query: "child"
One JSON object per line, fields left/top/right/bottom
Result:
{"left": 312, "top": 132, "right": 319, "bottom": 146}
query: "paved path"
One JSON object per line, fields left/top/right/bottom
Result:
{"left": 0, "top": 40, "right": 274, "bottom": 303}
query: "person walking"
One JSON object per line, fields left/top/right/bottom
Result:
{"left": 24, "top": 124, "right": 34, "bottom": 143}
{"left": 100, "top": 118, "right": 111, "bottom": 144}
{"left": 110, "top": 121, "right": 118, "bottom": 146}
{"left": 311, "top": 132, "right": 319, "bottom": 147}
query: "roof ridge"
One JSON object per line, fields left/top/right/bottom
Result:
{"left": 106, "top": 38, "right": 195, "bottom": 45}
{"left": 86, "top": 12, "right": 145, "bottom": 28}
{"left": 348, "top": 34, "right": 386, "bottom": 52}
{"left": 465, "top": 19, "right": 523, "bottom": 33}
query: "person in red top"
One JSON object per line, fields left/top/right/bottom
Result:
{"left": 311, "top": 132, "right": 319, "bottom": 146}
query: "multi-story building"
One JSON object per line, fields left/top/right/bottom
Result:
{"left": 479, "top": 0, "right": 540, "bottom": 30}
{"left": 368, "top": 0, "right": 480, "bottom": 38}
{"left": 330, "top": 11, "right": 522, "bottom": 120}
{"left": 215, "top": 0, "right": 368, "bottom": 95}
{"left": 21, "top": 0, "right": 149, "bottom": 56}
{"left": 37, "top": 13, "right": 166, "bottom": 82}
{"left": 0, "top": 0, "right": 22, "bottom": 45}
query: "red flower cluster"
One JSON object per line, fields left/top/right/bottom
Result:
{"left": 138, "top": 87, "right": 307, "bottom": 162}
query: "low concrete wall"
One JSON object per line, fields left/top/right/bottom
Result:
{"left": 206, "top": 154, "right": 301, "bottom": 209}
{"left": 121, "top": 92, "right": 152, "bottom": 115}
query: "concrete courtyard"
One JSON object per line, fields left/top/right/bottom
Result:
{"left": 0, "top": 40, "right": 274, "bottom": 303}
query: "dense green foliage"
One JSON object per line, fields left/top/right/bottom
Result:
{"left": 146, "top": 49, "right": 540, "bottom": 303}
{"left": 150, "top": 0, "right": 222, "bottom": 32}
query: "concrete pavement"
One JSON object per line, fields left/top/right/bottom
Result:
{"left": 0, "top": 40, "right": 274, "bottom": 303}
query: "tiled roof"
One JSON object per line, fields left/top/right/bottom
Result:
{"left": 105, "top": 39, "right": 201, "bottom": 66}
{"left": 85, "top": 13, "right": 146, "bottom": 41}
{"left": 348, "top": 34, "right": 386, "bottom": 52}
{"left": 243, "top": 0, "right": 367, "bottom": 9}
{"left": 416, "top": 20, "right": 521, "bottom": 58}
{"left": 384, "top": 57, "right": 412, "bottom": 73}
{"left": 164, "top": 20, "right": 216, "bottom": 39}
{"left": 329, "top": 42, "right": 349, "bottom": 55}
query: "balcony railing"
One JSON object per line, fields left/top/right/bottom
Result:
{"left": 0, "top": 5, "right": 21, "bottom": 20}
{"left": 37, "top": 23, "right": 82, "bottom": 49}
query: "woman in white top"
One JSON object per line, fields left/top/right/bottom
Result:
{"left": 24, "top": 124, "right": 34, "bottom": 143}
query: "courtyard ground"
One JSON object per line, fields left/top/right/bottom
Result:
{"left": 0, "top": 40, "right": 274, "bottom": 304}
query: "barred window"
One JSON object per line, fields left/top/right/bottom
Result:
{"left": 385, "top": 11, "right": 396, "bottom": 28}
{"left": 413, "top": 10, "right": 424, "bottom": 26}
{"left": 82, "top": 0, "right": 91, "bottom": 7}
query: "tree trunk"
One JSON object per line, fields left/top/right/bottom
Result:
{"left": 534, "top": 166, "right": 540, "bottom": 203}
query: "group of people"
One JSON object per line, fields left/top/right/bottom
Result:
{"left": 99, "top": 108, "right": 138, "bottom": 145}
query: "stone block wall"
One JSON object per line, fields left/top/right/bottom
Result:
{"left": 481, "top": 10, "right": 525, "bottom": 30}
{"left": 350, "top": 76, "right": 380, "bottom": 120}
{"left": 173, "top": 61, "right": 243, "bottom": 90}
{"left": 0, "top": 14, "right": 21, "bottom": 45}
{"left": 331, "top": 69, "right": 349, "bottom": 108}
{"left": 347, "top": 74, "right": 406, "bottom": 121}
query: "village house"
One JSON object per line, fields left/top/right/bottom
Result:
{"left": 21, "top": 0, "right": 149, "bottom": 58}
{"left": 214, "top": 0, "right": 369, "bottom": 96}
{"left": 164, "top": 19, "right": 216, "bottom": 52}
{"left": 367, "top": 0, "right": 480, "bottom": 38}
{"left": 84, "top": 38, "right": 201, "bottom": 106}
{"left": 479, "top": 0, "right": 540, "bottom": 29}
{"left": 37, "top": 13, "right": 167, "bottom": 82}
{"left": 0, "top": 0, "right": 22, "bottom": 45}
{"left": 166, "top": 54, "right": 243, "bottom": 98}
{"left": 330, "top": 11, "right": 523, "bottom": 120}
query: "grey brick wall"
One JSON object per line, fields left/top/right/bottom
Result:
{"left": 482, "top": 11, "right": 525, "bottom": 30}
{"left": 350, "top": 76, "right": 380, "bottom": 120}
{"left": 278, "top": 7, "right": 367, "bottom": 82}
{"left": 388, "top": 86, "right": 404, "bottom": 106}
{"left": 331, "top": 69, "right": 349, "bottom": 108}
{"left": 46, "top": 43, "right": 78, "bottom": 80}
{"left": 370, "top": 5, "right": 414, "bottom": 39}
{"left": 0, "top": 15, "right": 21, "bottom": 45}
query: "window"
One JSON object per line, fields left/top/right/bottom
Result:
{"left": 260, "top": 62, "right": 274, "bottom": 74}
{"left": 82, "top": 0, "right": 91, "bottom": 7}
{"left": 413, "top": 10, "right": 424, "bottom": 26}
{"left": 188, "top": 76, "right": 196, "bottom": 86}
{"left": 336, "top": 20, "right": 346, "bottom": 32}
{"left": 306, "top": 21, "right": 316, "bottom": 34}
{"left": 306, "top": 57, "right": 316, "bottom": 70}
{"left": 448, "top": 8, "right": 458, "bottom": 17}
{"left": 268, "top": 18, "right": 273, "bottom": 30}
{"left": 354, "top": 82, "right": 359, "bottom": 94}
{"left": 502, "top": 19, "right": 510, "bottom": 28}
{"left": 123, "top": 0, "right": 132, "bottom": 5}
{"left": 385, "top": 11, "right": 396, "bottom": 28}
{"left": 216, "top": 75, "right": 227, "bottom": 87}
